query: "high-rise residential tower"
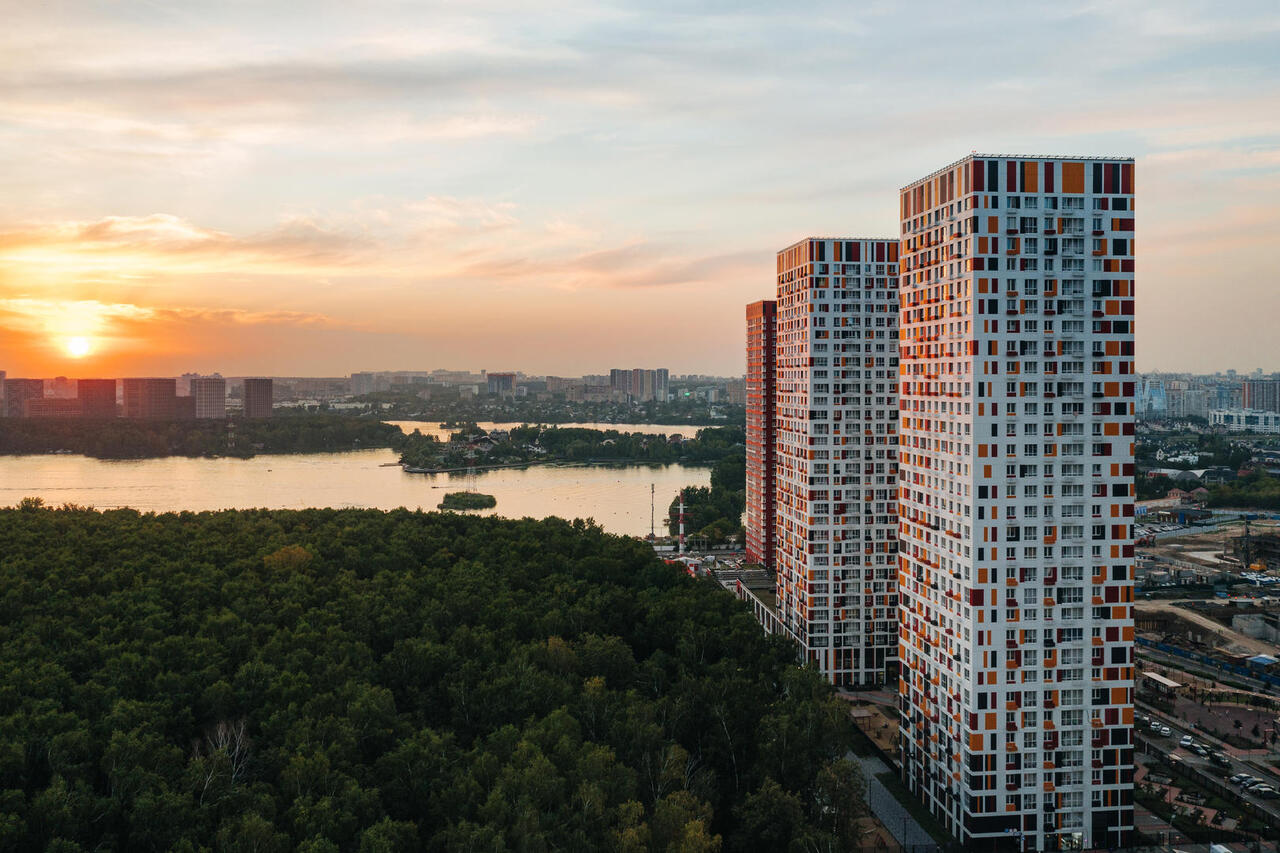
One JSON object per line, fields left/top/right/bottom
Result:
{"left": 896, "top": 155, "right": 1136, "bottom": 851}
{"left": 192, "top": 376, "right": 227, "bottom": 419}
{"left": 77, "top": 379, "right": 118, "bottom": 418}
{"left": 1242, "top": 379, "right": 1280, "bottom": 413}
{"left": 3, "top": 378, "right": 43, "bottom": 418}
{"left": 243, "top": 378, "right": 273, "bottom": 418}
{"left": 745, "top": 299, "right": 777, "bottom": 568}
{"left": 774, "top": 237, "right": 901, "bottom": 687}
{"left": 123, "top": 378, "right": 177, "bottom": 419}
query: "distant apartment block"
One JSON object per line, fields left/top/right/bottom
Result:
{"left": 192, "top": 376, "right": 227, "bottom": 419}
{"left": 25, "top": 398, "right": 82, "bottom": 418}
{"left": 174, "top": 395, "right": 196, "bottom": 420}
{"left": 897, "top": 155, "right": 1136, "bottom": 850}
{"left": 1211, "top": 408, "right": 1280, "bottom": 433}
{"left": 486, "top": 372, "right": 517, "bottom": 397}
{"left": 774, "top": 237, "right": 901, "bottom": 688}
{"left": 3, "top": 379, "right": 44, "bottom": 418}
{"left": 47, "top": 376, "right": 76, "bottom": 399}
{"left": 350, "top": 372, "right": 378, "bottom": 396}
{"left": 1165, "top": 385, "right": 1208, "bottom": 419}
{"left": 745, "top": 299, "right": 777, "bottom": 568}
{"left": 77, "top": 379, "right": 118, "bottom": 418}
{"left": 566, "top": 384, "right": 616, "bottom": 403}
{"left": 242, "top": 378, "right": 273, "bottom": 418}
{"left": 545, "top": 376, "right": 577, "bottom": 394}
{"left": 1242, "top": 379, "right": 1280, "bottom": 413}
{"left": 123, "top": 378, "right": 177, "bottom": 419}
{"left": 609, "top": 368, "right": 669, "bottom": 403}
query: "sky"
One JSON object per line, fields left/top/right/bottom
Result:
{"left": 1, "top": 0, "right": 1278, "bottom": 378}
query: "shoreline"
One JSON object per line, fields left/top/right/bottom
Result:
{"left": 401, "top": 458, "right": 710, "bottom": 475}
{"left": 0, "top": 445, "right": 397, "bottom": 462}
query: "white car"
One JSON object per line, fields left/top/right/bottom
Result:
{"left": 1159, "top": 725, "right": 1172, "bottom": 737}
{"left": 1179, "top": 735, "right": 1194, "bottom": 748}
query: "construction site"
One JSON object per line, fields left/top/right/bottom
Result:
{"left": 1138, "top": 516, "right": 1280, "bottom": 588}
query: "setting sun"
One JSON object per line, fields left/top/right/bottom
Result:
{"left": 66, "top": 336, "right": 91, "bottom": 357}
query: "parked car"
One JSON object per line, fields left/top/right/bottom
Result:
{"left": 1230, "top": 773, "right": 1251, "bottom": 784}
{"left": 1191, "top": 745, "right": 1210, "bottom": 757}
{"left": 1159, "top": 725, "right": 1172, "bottom": 737}
{"left": 1254, "top": 787, "right": 1279, "bottom": 800}
{"left": 1210, "top": 752, "right": 1231, "bottom": 768}
{"left": 1179, "top": 735, "right": 1195, "bottom": 747}
{"left": 1242, "top": 779, "right": 1264, "bottom": 790}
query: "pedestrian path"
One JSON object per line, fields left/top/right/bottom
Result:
{"left": 847, "top": 752, "right": 937, "bottom": 849}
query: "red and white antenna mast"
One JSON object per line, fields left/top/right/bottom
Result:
{"left": 678, "top": 488, "right": 686, "bottom": 555}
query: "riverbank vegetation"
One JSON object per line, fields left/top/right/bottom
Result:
{"left": 397, "top": 423, "right": 745, "bottom": 472}
{"left": 0, "top": 505, "right": 862, "bottom": 850}
{"left": 0, "top": 415, "right": 402, "bottom": 459}
{"left": 437, "top": 491, "right": 496, "bottom": 510}
{"left": 354, "top": 390, "right": 745, "bottom": 427}
{"left": 667, "top": 451, "right": 747, "bottom": 546}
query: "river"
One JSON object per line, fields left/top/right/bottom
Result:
{"left": 0, "top": 446, "right": 709, "bottom": 538}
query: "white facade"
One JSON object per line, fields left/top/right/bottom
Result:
{"left": 774, "top": 237, "right": 900, "bottom": 687}
{"left": 897, "top": 156, "right": 1136, "bottom": 851}
{"left": 1211, "top": 408, "right": 1280, "bottom": 433}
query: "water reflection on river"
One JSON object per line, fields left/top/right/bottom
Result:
{"left": 0, "top": 449, "right": 708, "bottom": 537}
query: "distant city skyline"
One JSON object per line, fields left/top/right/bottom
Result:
{"left": 2, "top": 2, "right": 1278, "bottom": 377}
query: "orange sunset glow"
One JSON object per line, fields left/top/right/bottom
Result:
{"left": 1, "top": 4, "right": 1278, "bottom": 377}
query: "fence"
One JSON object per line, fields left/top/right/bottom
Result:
{"left": 1137, "top": 637, "right": 1280, "bottom": 689}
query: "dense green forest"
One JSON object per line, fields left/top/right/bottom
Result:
{"left": 397, "top": 424, "right": 744, "bottom": 472}
{"left": 1207, "top": 470, "right": 1280, "bottom": 511}
{"left": 0, "top": 505, "right": 861, "bottom": 851}
{"left": 0, "top": 416, "right": 402, "bottom": 460}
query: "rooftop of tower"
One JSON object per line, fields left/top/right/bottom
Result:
{"left": 900, "top": 152, "right": 1137, "bottom": 190}
{"left": 776, "top": 236, "right": 899, "bottom": 254}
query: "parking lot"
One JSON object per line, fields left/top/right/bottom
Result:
{"left": 1139, "top": 705, "right": 1280, "bottom": 825}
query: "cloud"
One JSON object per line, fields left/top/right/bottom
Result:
{"left": 1, "top": 1, "right": 1279, "bottom": 375}
{"left": 404, "top": 196, "right": 520, "bottom": 231}
{"left": 0, "top": 298, "right": 346, "bottom": 335}
{"left": 461, "top": 243, "right": 762, "bottom": 290}
{"left": 0, "top": 214, "right": 378, "bottom": 283}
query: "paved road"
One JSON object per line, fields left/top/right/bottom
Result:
{"left": 1140, "top": 702, "right": 1280, "bottom": 822}
{"left": 847, "top": 753, "right": 937, "bottom": 849}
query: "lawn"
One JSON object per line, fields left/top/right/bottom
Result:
{"left": 875, "top": 771, "right": 957, "bottom": 846}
